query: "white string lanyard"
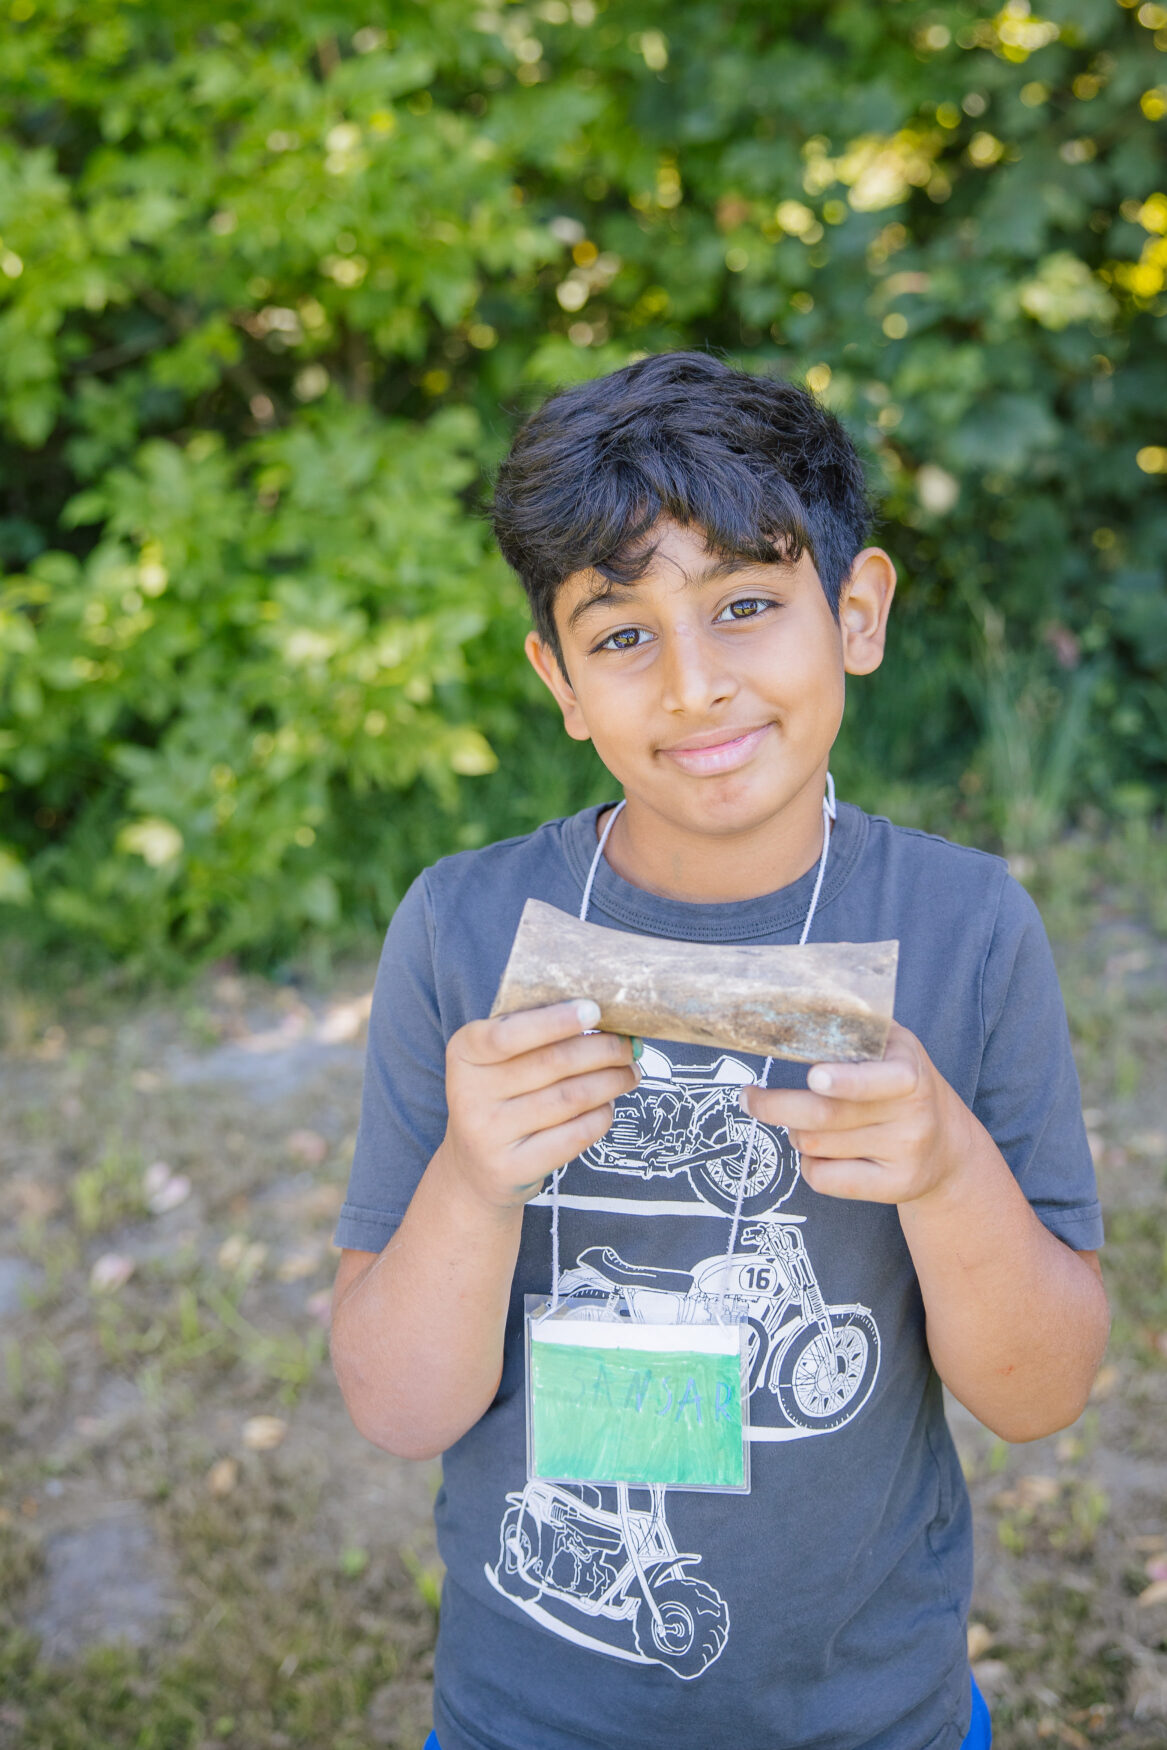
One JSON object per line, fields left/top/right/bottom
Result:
{"left": 548, "top": 772, "right": 836, "bottom": 1309}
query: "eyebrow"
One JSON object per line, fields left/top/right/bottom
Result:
{"left": 566, "top": 555, "right": 774, "bottom": 632}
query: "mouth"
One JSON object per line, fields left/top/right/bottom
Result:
{"left": 658, "top": 724, "right": 771, "bottom": 777}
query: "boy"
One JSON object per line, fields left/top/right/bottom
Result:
{"left": 330, "top": 352, "right": 1108, "bottom": 1750}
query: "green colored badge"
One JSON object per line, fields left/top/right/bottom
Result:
{"left": 526, "top": 1307, "right": 748, "bottom": 1492}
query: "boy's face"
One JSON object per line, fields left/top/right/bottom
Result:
{"left": 526, "top": 520, "right": 894, "bottom": 853}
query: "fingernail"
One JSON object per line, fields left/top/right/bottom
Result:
{"left": 808, "top": 1067, "right": 832, "bottom": 1093}
{"left": 631, "top": 1036, "right": 644, "bottom": 1060}
{"left": 575, "top": 999, "right": 601, "bottom": 1030}
{"left": 738, "top": 1089, "right": 752, "bottom": 1115}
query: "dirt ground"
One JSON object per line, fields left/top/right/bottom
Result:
{"left": 1, "top": 828, "right": 1165, "bottom": 1749}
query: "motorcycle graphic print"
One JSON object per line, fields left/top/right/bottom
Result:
{"left": 579, "top": 1045, "right": 799, "bottom": 1216}
{"left": 489, "top": 1040, "right": 881, "bottom": 1676}
{"left": 486, "top": 1479, "right": 729, "bottom": 1680}
{"left": 560, "top": 1218, "right": 880, "bottom": 1433}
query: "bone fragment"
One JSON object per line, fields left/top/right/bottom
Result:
{"left": 491, "top": 899, "right": 898, "bottom": 1063}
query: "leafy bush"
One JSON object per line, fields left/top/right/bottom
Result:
{"left": 0, "top": 0, "right": 1164, "bottom": 964}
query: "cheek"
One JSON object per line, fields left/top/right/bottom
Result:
{"left": 754, "top": 631, "right": 844, "bottom": 718}
{"left": 571, "top": 677, "right": 650, "bottom": 759}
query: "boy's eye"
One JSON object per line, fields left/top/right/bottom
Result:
{"left": 598, "top": 626, "right": 648, "bottom": 651}
{"left": 718, "top": 597, "right": 770, "bottom": 622}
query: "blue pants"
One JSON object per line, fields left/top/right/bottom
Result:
{"left": 422, "top": 1678, "right": 992, "bottom": 1749}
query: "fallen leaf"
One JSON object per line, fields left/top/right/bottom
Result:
{"left": 275, "top": 1182, "right": 344, "bottom": 1220}
{"left": 148, "top": 1173, "right": 191, "bottom": 1214}
{"left": 967, "top": 1622, "right": 995, "bottom": 1661}
{"left": 277, "top": 1248, "right": 322, "bottom": 1283}
{"left": 286, "top": 1129, "right": 328, "bottom": 1165}
{"left": 242, "top": 1415, "right": 287, "bottom": 1451}
{"left": 1137, "top": 1578, "right": 1167, "bottom": 1608}
{"left": 207, "top": 1457, "right": 239, "bottom": 1496}
{"left": 994, "top": 1474, "right": 1061, "bottom": 1512}
{"left": 315, "top": 993, "right": 372, "bottom": 1044}
{"left": 218, "top": 1234, "right": 247, "bottom": 1271}
{"left": 1067, "top": 1704, "right": 1113, "bottom": 1730}
{"left": 10, "top": 1177, "right": 63, "bottom": 1220}
{"left": 89, "top": 1253, "right": 136, "bottom": 1292}
{"left": 1089, "top": 1364, "right": 1118, "bottom": 1401}
{"left": 143, "top": 1161, "right": 172, "bottom": 1197}
{"left": 1036, "top": 1720, "right": 1089, "bottom": 1749}
{"left": 34, "top": 1027, "right": 66, "bottom": 1061}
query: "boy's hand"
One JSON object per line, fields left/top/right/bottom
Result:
{"left": 740, "top": 1020, "right": 976, "bottom": 1207}
{"left": 438, "top": 1001, "right": 641, "bottom": 1213}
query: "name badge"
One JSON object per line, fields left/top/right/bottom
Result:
{"left": 524, "top": 1296, "right": 750, "bottom": 1494}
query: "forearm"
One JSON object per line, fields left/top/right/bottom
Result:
{"left": 898, "top": 1112, "right": 1109, "bottom": 1441}
{"left": 331, "top": 1141, "right": 525, "bottom": 1461}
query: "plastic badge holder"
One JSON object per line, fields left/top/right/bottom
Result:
{"left": 525, "top": 1294, "right": 750, "bottom": 1494}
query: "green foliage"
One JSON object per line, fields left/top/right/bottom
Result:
{"left": 0, "top": 0, "right": 1164, "bottom": 963}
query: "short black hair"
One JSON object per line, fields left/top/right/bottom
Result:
{"left": 490, "top": 350, "right": 871, "bottom": 661}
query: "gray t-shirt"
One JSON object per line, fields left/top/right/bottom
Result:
{"left": 337, "top": 802, "right": 1102, "bottom": 1750}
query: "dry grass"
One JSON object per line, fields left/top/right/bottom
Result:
{"left": 0, "top": 823, "right": 1165, "bottom": 1748}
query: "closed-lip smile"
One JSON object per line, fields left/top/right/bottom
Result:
{"left": 659, "top": 724, "right": 771, "bottom": 776}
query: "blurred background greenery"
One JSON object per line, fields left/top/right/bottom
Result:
{"left": 0, "top": 0, "right": 1164, "bottom": 972}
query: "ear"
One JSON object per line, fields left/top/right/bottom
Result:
{"left": 524, "top": 632, "right": 593, "bottom": 742}
{"left": 839, "top": 548, "right": 896, "bottom": 676}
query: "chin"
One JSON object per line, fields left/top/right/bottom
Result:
{"left": 671, "top": 778, "right": 802, "bottom": 837}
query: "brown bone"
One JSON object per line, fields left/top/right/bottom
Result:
{"left": 491, "top": 899, "right": 898, "bottom": 1064}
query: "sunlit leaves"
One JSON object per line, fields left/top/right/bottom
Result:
{"left": 0, "top": 0, "right": 1164, "bottom": 958}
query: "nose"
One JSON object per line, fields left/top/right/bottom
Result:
{"left": 658, "top": 622, "right": 738, "bottom": 717}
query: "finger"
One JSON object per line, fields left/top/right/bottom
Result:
{"left": 511, "top": 1062, "right": 642, "bottom": 1134}
{"left": 804, "top": 1055, "right": 918, "bottom": 1104}
{"left": 741, "top": 1086, "right": 905, "bottom": 1134}
{"left": 511, "top": 1102, "right": 618, "bottom": 1179}
{"left": 494, "top": 1028, "right": 636, "bottom": 1099}
{"left": 785, "top": 1123, "right": 901, "bottom": 1163}
{"left": 459, "top": 1000, "right": 601, "bottom": 1066}
{"left": 798, "top": 1155, "right": 902, "bottom": 1203}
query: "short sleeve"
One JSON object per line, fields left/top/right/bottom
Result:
{"left": 975, "top": 877, "right": 1103, "bottom": 1251}
{"left": 333, "top": 872, "right": 449, "bottom": 1253}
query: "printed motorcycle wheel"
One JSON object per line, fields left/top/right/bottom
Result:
{"left": 688, "top": 1121, "right": 794, "bottom": 1217}
{"left": 745, "top": 1317, "right": 771, "bottom": 1395}
{"left": 772, "top": 1310, "right": 879, "bottom": 1431}
{"left": 633, "top": 1575, "right": 729, "bottom": 1679}
{"left": 497, "top": 1507, "right": 542, "bottom": 1601}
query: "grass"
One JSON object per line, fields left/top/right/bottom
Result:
{"left": 0, "top": 818, "right": 1164, "bottom": 1748}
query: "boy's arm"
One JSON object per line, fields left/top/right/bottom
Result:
{"left": 743, "top": 1023, "right": 1109, "bottom": 1443}
{"left": 330, "top": 1000, "right": 640, "bottom": 1461}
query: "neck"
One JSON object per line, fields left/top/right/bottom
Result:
{"left": 600, "top": 777, "right": 831, "bottom": 904}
